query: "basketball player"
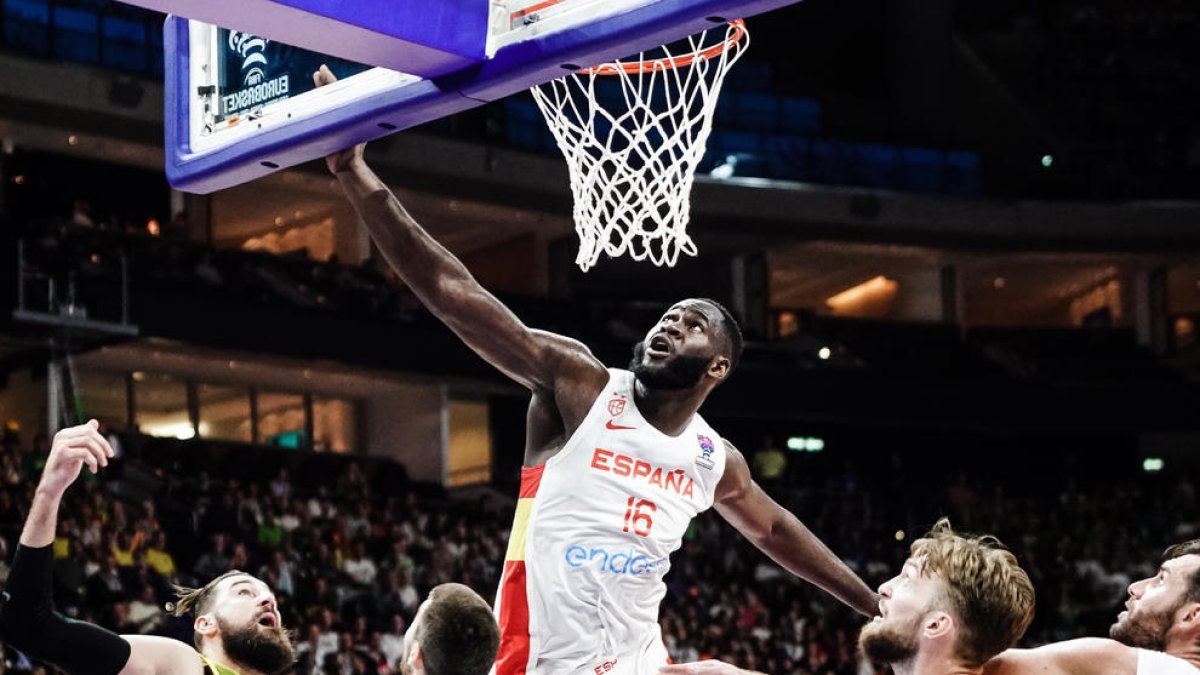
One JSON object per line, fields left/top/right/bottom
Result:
{"left": 315, "top": 65, "right": 877, "bottom": 675}
{"left": 980, "top": 539, "right": 1200, "bottom": 674}
{"left": 661, "top": 518, "right": 1036, "bottom": 675}
{"left": 664, "top": 538, "right": 1200, "bottom": 675}
{"left": 0, "top": 420, "right": 499, "bottom": 675}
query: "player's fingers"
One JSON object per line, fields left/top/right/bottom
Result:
{"left": 314, "top": 64, "right": 335, "bottom": 87}
{"left": 54, "top": 422, "right": 98, "bottom": 439}
{"left": 90, "top": 430, "right": 115, "bottom": 458}
{"left": 66, "top": 447, "right": 99, "bottom": 473}
{"left": 73, "top": 436, "right": 109, "bottom": 468}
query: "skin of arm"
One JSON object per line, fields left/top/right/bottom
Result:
{"left": 315, "top": 67, "right": 608, "bottom": 442}
{"left": 983, "top": 638, "right": 1138, "bottom": 675}
{"left": 17, "top": 421, "right": 204, "bottom": 675}
{"left": 660, "top": 662, "right": 765, "bottom": 675}
{"left": 713, "top": 439, "right": 879, "bottom": 617}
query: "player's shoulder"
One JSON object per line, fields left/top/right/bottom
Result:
{"left": 119, "top": 635, "right": 206, "bottom": 675}
{"left": 531, "top": 329, "right": 605, "bottom": 371}
{"left": 985, "top": 638, "right": 1137, "bottom": 675}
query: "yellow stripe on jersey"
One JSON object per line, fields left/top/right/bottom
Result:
{"left": 505, "top": 497, "right": 535, "bottom": 562}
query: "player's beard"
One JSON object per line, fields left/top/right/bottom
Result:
{"left": 858, "top": 615, "right": 921, "bottom": 665}
{"left": 1110, "top": 602, "right": 1178, "bottom": 651}
{"left": 217, "top": 615, "right": 296, "bottom": 675}
{"left": 629, "top": 342, "right": 710, "bottom": 390}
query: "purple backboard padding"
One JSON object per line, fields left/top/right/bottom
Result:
{"left": 257, "top": 0, "right": 484, "bottom": 67}
{"left": 125, "top": 0, "right": 485, "bottom": 77}
{"left": 459, "top": 0, "right": 794, "bottom": 103}
{"left": 165, "top": 0, "right": 803, "bottom": 193}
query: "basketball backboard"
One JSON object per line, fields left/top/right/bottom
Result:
{"left": 117, "top": 0, "right": 803, "bottom": 193}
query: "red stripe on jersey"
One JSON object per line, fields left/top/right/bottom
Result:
{"left": 495, "top": 560, "right": 531, "bottom": 675}
{"left": 518, "top": 464, "right": 545, "bottom": 499}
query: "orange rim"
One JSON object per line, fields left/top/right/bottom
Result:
{"left": 585, "top": 19, "right": 746, "bottom": 75}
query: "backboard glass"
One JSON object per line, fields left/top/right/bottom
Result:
{"left": 140, "top": 0, "right": 804, "bottom": 193}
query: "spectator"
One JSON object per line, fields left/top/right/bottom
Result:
{"left": 144, "top": 531, "right": 177, "bottom": 579}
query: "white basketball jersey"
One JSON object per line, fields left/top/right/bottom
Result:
{"left": 1138, "top": 650, "right": 1199, "bottom": 674}
{"left": 494, "top": 369, "right": 727, "bottom": 675}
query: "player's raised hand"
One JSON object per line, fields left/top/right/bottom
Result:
{"left": 38, "top": 419, "right": 114, "bottom": 496}
{"left": 313, "top": 64, "right": 366, "bottom": 174}
{"left": 660, "top": 662, "right": 763, "bottom": 675}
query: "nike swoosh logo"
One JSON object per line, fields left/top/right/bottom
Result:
{"left": 605, "top": 420, "right": 636, "bottom": 430}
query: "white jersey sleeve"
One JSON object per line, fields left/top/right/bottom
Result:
{"left": 1137, "top": 650, "right": 1199, "bottom": 674}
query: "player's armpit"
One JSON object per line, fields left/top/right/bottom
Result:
{"left": 119, "top": 636, "right": 205, "bottom": 675}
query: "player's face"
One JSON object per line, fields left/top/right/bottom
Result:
{"left": 1110, "top": 554, "right": 1200, "bottom": 650}
{"left": 211, "top": 574, "right": 294, "bottom": 674}
{"left": 630, "top": 299, "right": 726, "bottom": 390}
{"left": 859, "top": 558, "right": 940, "bottom": 664}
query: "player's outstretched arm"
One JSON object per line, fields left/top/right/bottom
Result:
{"left": 982, "top": 638, "right": 1137, "bottom": 675}
{"left": 315, "top": 66, "right": 604, "bottom": 401}
{"left": 712, "top": 440, "right": 878, "bottom": 617}
{"left": 660, "top": 661, "right": 767, "bottom": 675}
{"left": 0, "top": 422, "right": 203, "bottom": 675}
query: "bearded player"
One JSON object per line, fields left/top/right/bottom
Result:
{"left": 0, "top": 420, "right": 498, "bottom": 675}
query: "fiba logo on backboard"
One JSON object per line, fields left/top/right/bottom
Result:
{"left": 222, "top": 31, "right": 290, "bottom": 117}
{"left": 228, "top": 32, "right": 269, "bottom": 86}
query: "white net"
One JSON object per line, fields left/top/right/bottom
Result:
{"left": 531, "top": 21, "right": 748, "bottom": 271}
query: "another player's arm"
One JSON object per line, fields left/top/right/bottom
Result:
{"left": 0, "top": 421, "right": 204, "bottom": 675}
{"left": 712, "top": 440, "right": 878, "bottom": 617}
{"left": 660, "top": 661, "right": 767, "bottom": 675}
{"left": 982, "top": 639, "right": 1137, "bottom": 675}
{"left": 315, "top": 67, "right": 605, "bottom": 413}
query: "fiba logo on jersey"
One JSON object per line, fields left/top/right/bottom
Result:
{"left": 607, "top": 393, "right": 626, "bottom": 417}
{"left": 695, "top": 435, "right": 716, "bottom": 470}
{"left": 228, "top": 32, "right": 270, "bottom": 86}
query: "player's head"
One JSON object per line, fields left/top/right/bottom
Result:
{"left": 859, "top": 518, "right": 1034, "bottom": 669}
{"left": 1110, "top": 539, "right": 1200, "bottom": 651}
{"left": 174, "top": 570, "right": 295, "bottom": 674}
{"left": 630, "top": 298, "right": 743, "bottom": 391}
{"left": 400, "top": 583, "right": 499, "bottom": 675}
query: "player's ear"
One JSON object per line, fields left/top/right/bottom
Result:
{"left": 707, "top": 355, "right": 730, "bottom": 381}
{"left": 1181, "top": 602, "right": 1200, "bottom": 625}
{"left": 923, "top": 611, "right": 954, "bottom": 640}
{"left": 195, "top": 613, "right": 219, "bottom": 640}
{"left": 407, "top": 644, "right": 425, "bottom": 675}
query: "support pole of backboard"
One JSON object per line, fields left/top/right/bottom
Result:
{"left": 47, "top": 353, "right": 62, "bottom": 434}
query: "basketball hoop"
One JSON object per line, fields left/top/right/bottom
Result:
{"left": 532, "top": 20, "right": 749, "bottom": 271}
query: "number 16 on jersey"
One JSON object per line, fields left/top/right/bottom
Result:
{"left": 623, "top": 497, "right": 656, "bottom": 537}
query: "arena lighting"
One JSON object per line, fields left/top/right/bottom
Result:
{"left": 825, "top": 275, "right": 898, "bottom": 313}
{"left": 1041, "top": 154, "right": 1054, "bottom": 168}
{"left": 817, "top": 347, "right": 831, "bottom": 360}
{"left": 1143, "top": 457, "right": 1165, "bottom": 473}
{"left": 786, "top": 436, "right": 825, "bottom": 452}
{"left": 141, "top": 421, "right": 195, "bottom": 440}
